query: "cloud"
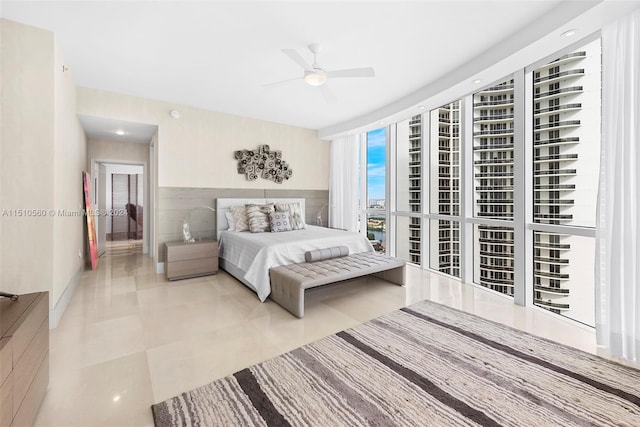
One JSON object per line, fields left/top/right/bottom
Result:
{"left": 367, "top": 183, "right": 386, "bottom": 200}
{"left": 367, "top": 165, "right": 386, "bottom": 177}
{"left": 367, "top": 128, "right": 387, "bottom": 148}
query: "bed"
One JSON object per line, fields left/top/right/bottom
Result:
{"left": 216, "top": 198, "right": 373, "bottom": 301}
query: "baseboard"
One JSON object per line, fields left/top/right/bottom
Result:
{"left": 155, "top": 261, "right": 165, "bottom": 274}
{"left": 50, "top": 266, "right": 83, "bottom": 329}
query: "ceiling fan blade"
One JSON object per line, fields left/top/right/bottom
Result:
{"left": 326, "top": 67, "right": 375, "bottom": 78}
{"left": 320, "top": 84, "right": 337, "bottom": 104}
{"left": 262, "top": 76, "right": 302, "bottom": 88}
{"left": 282, "top": 49, "right": 312, "bottom": 70}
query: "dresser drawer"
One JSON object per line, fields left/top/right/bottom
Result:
{"left": 1, "top": 371, "right": 11, "bottom": 427}
{"left": 0, "top": 292, "right": 49, "bottom": 427}
{"left": 9, "top": 294, "right": 48, "bottom": 367}
{"left": 13, "top": 352, "right": 48, "bottom": 427}
{"left": 0, "top": 338, "right": 11, "bottom": 387}
{"left": 12, "top": 316, "right": 48, "bottom": 417}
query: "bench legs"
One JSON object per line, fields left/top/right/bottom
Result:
{"left": 371, "top": 265, "right": 406, "bottom": 286}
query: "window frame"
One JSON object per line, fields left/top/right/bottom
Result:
{"left": 354, "top": 32, "right": 600, "bottom": 326}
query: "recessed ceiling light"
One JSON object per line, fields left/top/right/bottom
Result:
{"left": 561, "top": 29, "right": 577, "bottom": 37}
{"left": 472, "top": 79, "right": 482, "bottom": 84}
{"left": 418, "top": 106, "right": 425, "bottom": 110}
{"left": 114, "top": 130, "right": 125, "bottom": 136}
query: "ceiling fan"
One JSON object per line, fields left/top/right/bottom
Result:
{"left": 264, "top": 43, "right": 375, "bottom": 103}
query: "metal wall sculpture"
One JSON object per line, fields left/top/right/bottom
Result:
{"left": 235, "top": 144, "right": 293, "bottom": 184}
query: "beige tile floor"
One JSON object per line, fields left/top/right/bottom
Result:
{"left": 35, "top": 244, "right": 609, "bottom": 426}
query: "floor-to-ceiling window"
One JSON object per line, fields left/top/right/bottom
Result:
{"left": 395, "top": 116, "right": 422, "bottom": 264}
{"left": 429, "top": 102, "right": 461, "bottom": 278}
{"left": 473, "top": 78, "right": 515, "bottom": 296}
{"left": 356, "top": 36, "right": 601, "bottom": 328}
{"left": 366, "top": 128, "right": 387, "bottom": 253}
{"left": 530, "top": 39, "right": 600, "bottom": 326}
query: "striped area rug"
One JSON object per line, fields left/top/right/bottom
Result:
{"left": 151, "top": 300, "right": 640, "bottom": 426}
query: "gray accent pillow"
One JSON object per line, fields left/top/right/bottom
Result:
{"left": 269, "top": 211, "right": 292, "bottom": 233}
{"left": 274, "top": 202, "right": 306, "bottom": 230}
{"left": 304, "top": 246, "right": 349, "bottom": 262}
{"left": 246, "top": 203, "right": 274, "bottom": 233}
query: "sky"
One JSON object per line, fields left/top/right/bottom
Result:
{"left": 367, "top": 127, "right": 386, "bottom": 201}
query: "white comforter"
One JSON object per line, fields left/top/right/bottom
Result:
{"left": 219, "top": 225, "right": 373, "bottom": 301}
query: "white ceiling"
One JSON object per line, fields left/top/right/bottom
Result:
{"left": 2, "top": 1, "right": 638, "bottom": 139}
{"left": 78, "top": 115, "right": 158, "bottom": 144}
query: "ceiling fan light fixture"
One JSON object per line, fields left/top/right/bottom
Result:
{"left": 304, "top": 70, "right": 327, "bottom": 86}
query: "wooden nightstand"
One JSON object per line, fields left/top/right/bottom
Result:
{"left": 165, "top": 239, "right": 218, "bottom": 281}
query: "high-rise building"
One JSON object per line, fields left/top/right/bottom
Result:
{"left": 532, "top": 40, "right": 600, "bottom": 324}
{"left": 430, "top": 102, "right": 460, "bottom": 277}
{"left": 408, "top": 115, "right": 422, "bottom": 264}
{"left": 473, "top": 79, "right": 515, "bottom": 295}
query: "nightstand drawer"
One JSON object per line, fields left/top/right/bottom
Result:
{"left": 165, "top": 239, "right": 218, "bottom": 280}
{"left": 166, "top": 241, "right": 217, "bottom": 262}
{"left": 167, "top": 258, "right": 218, "bottom": 280}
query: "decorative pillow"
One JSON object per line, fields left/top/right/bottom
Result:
{"left": 224, "top": 211, "right": 236, "bottom": 231}
{"left": 246, "top": 203, "right": 274, "bottom": 233}
{"left": 304, "top": 246, "right": 349, "bottom": 263}
{"left": 274, "top": 202, "right": 306, "bottom": 230}
{"left": 269, "top": 211, "right": 292, "bottom": 233}
{"left": 229, "top": 205, "right": 249, "bottom": 232}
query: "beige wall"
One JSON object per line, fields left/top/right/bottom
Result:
{"left": 1, "top": 19, "right": 87, "bottom": 316}
{"left": 1, "top": 19, "right": 55, "bottom": 296}
{"left": 76, "top": 88, "right": 330, "bottom": 190}
{"left": 88, "top": 138, "right": 150, "bottom": 165}
{"left": 52, "top": 37, "right": 87, "bottom": 308}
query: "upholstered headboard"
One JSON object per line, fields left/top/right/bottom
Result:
{"left": 216, "top": 198, "right": 305, "bottom": 240}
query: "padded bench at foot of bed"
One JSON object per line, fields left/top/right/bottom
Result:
{"left": 269, "top": 252, "right": 406, "bottom": 318}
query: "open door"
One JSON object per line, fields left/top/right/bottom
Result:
{"left": 97, "top": 163, "right": 107, "bottom": 256}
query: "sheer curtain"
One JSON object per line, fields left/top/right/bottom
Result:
{"left": 329, "top": 134, "right": 360, "bottom": 231}
{"left": 596, "top": 9, "right": 640, "bottom": 362}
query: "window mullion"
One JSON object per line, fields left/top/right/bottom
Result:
{"left": 421, "top": 112, "right": 430, "bottom": 268}
{"left": 513, "top": 69, "right": 530, "bottom": 306}
{"left": 461, "top": 95, "right": 474, "bottom": 284}
{"left": 387, "top": 124, "right": 395, "bottom": 256}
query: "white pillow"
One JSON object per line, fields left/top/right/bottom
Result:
{"left": 224, "top": 211, "right": 235, "bottom": 231}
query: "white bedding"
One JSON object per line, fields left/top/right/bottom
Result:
{"left": 219, "top": 225, "right": 373, "bottom": 301}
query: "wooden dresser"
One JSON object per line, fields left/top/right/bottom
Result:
{"left": 165, "top": 240, "right": 218, "bottom": 281}
{"left": 0, "top": 292, "right": 49, "bottom": 427}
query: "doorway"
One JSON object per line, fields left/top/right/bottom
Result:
{"left": 111, "top": 172, "right": 143, "bottom": 241}
{"left": 94, "top": 163, "right": 144, "bottom": 256}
